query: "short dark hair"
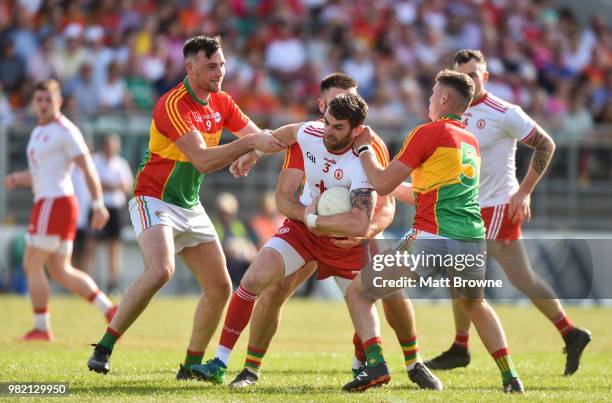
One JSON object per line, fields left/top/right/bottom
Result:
{"left": 454, "top": 49, "right": 486, "bottom": 66}
{"left": 34, "top": 79, "right": 61, "bottom": 95}
{"left": 183, "top": 35, "right": 221, "bottom": 59}
{"left": 435, "top": 69, "right": 475, "bottom": 111}
{"left": 320, "top": 73, "right": 357, "bottom": 93}
{"left": 327, "top": 93, "right": 368, "bottom": 128}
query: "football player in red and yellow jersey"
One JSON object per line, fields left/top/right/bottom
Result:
{"left": 87, "top": 36, "right": 286, "bottom": 377}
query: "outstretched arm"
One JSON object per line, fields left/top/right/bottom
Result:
{"left": 354, "top": 127, "right": 413, "bottom": 195}
{"left": 4, "top": 170, "right": 32, "bottom": 190}
{"left": 176, "top": 130, "right": 287, "bottom": 174}
{"left": 230, "top": 123, "right": 302, "bottom": 177}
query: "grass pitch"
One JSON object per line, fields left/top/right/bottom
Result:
{"left": 0, "top": 295, "right": 610, "bottom": 402}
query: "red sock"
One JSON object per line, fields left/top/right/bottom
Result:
{"left": 352, "top": 333, "right": 366, "bottom": 362}
{"left": 553, "top": 312, "right": 574, "bottom": 336}
{"left": 218, "top": 286, "right": 258, "bottom": 350}
{"left": 454, "top": 331, "right": 469, "bottom": 349}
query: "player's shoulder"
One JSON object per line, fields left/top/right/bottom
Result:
{"left": 158, "top": 82, "right": 189, "bottom": 104}
{"left": 480, "top": 92, "right": 514, "bottom": 115}
{"left": 53, "top": 115, "right": 82, "bottom": 136}
{"left": 299, "top": 120, "right": 324, "bottom": 137}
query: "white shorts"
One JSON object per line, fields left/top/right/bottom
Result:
{"left": 263, "top": 237, "right": 354, "bottom": 296}
{"left": 26, "top": 234, "right": 72, "bottom": 256}
{"left": 129, "top": 196, "right": 217, "bottom": 254}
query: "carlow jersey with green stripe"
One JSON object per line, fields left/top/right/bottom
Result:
{"left": 133, "top": 78, "right": 249, "bottom": 209}
{"left": 395, "top": 116, "right": 485, "bottom": 240}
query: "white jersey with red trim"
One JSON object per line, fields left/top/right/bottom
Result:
{"left": 26, "top": 115, "right": 89, "bottom": 201}
{"left": 463, "top": 92, "right": 537, "bottom": 207}
{"left": 294, "top": 120, "right": 372, "bottom": 207}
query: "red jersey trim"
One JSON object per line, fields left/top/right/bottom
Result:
{"left": 470, "top": 92, "right": 488, "bottom": 107}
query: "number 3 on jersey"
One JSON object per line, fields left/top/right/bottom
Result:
{"left": 459, "top": 142, "right": 478, "bottom": 187}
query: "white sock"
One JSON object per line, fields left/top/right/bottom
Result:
{"left": 406, "top": 354, "right": 423, "bottom": 371}
{"left": 216, "top": 345, "right": 232, "bottom": 367}
{"left": 91, "top": 292, "right": 113, "bottom": 313}
{"left": 34, "top": 312, "right": 50, "bottom": 331}
{"left": 352, "top": 355, "right": 364, "bottom": 371}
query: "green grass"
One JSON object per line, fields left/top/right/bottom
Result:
{"left": 0, "top": 295, "right": 610, "bottom": 402}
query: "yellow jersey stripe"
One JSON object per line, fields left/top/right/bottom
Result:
{"left": 396, "top": 123, "right": 428, "bottom": 159}
{"left": 164, "top": 88, "right": 189, "bottom": 134}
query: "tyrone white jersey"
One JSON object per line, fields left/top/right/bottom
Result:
{"left": 290, "top": 120, "right": 373, "bottom": 207}
{"left": 26, "top": 115, "right": 89, "bottom": 201}
{"left": 463, "top": 92, "right": 537, "bottom": 207}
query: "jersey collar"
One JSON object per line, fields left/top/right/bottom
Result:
{"left": 440, "top": 113, "right": 462, "bottom": 121}
{"left": 469, "top": 91, "right": 488, "bottom": 107}
{"left": 183, "top": 77, "right": 209, "bottom": 106}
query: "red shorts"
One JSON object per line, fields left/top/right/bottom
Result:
{"left": 273, "top": 219, "right": 366, "bottom": 280}
{"left": 28, "top": 195, "right": 78, "bottom": 241}
{"left": 481, "top": 204, "right": 521, "bottom": 241}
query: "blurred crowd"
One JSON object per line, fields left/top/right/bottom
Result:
{"left": 0, "top": 0, "right": 611, "bottom": 144}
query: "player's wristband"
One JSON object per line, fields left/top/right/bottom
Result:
{"left": 91, "top": 198, "right": 104, "bottom": 210}
{"left": 357, "top": 145, "right": 372, "bottom": 156}
{"left": 306, "top": 213, "right": 318, "bottom": 228}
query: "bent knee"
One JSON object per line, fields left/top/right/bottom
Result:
{"left": 458, "top": 298, "right": 486, "bottom": 312}
{"left": 148, "top": 264, "right": 174, "bottom": 287}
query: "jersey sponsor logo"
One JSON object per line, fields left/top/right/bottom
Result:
{"left": 324, "top": 157, "right": 337, "bottom": 165}
{"left": 277, "top": 226, "right": 290, "bottom": 234}
{"left": 306, "top": 151, "right": 316, "bottom": 164}
{"left": 477, "top": 119, "right": 486, "bottom": 129}
{"left": 334, "top": 169, "right": 343, "bottom": 180}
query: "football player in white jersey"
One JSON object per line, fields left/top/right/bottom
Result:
{"left": 3, "top": 79, "right": 116, "bottom": 341}
{"left": 422, "top": 50, "right": 591, "bottom": 376}
{"left": 189, "top": 92, "right": 441, "bottom": 390}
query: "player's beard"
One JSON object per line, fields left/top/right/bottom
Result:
{"left": 199, "top": 77, "right": 222, "bottom": 93}
{"left": 324, "top": 133, "right": 353, "bottom": 153}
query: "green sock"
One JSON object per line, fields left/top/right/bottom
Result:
{"left": 364, "top": 337, "right": 385, "bottom": 367}
{"left": 492, "top": 348, "right": 518, "bottom": 383}
{"left": 184, "top": 350, "right": 204, "bottom": 369}
{"left": 98, "top": 327, "right": 120, "bottom": 350}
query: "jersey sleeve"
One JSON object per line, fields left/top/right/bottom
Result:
{"left": 222, "top": 92, "right": 250, "bottom": 133}
{"left": 349, "top": 160, "right": 373, "bottom": 192}
{"left": 394, "top": 125, "right": 430, "bottom": 169}
{"left": 63, "top": 127, "right": 89, "bottom": 159}
{"left": 371, "top": 134, "right": 390, "bottom": 167}
{"left": 282, "top": 143, "right": 304, "bottom": 171}
{"left": 155, "top": 95, "right": 196, "bottom": 142}
{"left": 501, "top": 105, "right": 537, "bottom": 142}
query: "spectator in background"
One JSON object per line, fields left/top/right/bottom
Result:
{"left": 559, "top": 92, "right": 594, "bottom": 145}
{"left": 0, "top": 40, "right": 26, "bottom": 101}
{"left": 83, "top": 25, "right": 115, "bottom": 88}
{"left": 70, "top": 163, "right": 93, "bottom": 273}
{"left": 213, "top": 192, "right": 257, "bottom": 286}
{"left": 265, "top": 22, "right": 306, "bottom": 80}
{"left": 99, "top": 61, "right": 127, "bottom": 111}
{"left": 342, "top": 41, "right": 375, "bottom": 100}
{"left": 249, "top": 192, "right": 285, "bottom": 249}
{"left": 124, "top": 55, "right": 155, "bottom": 110}
{"left": 67, "top": 63, "right": 100, "bottom": 116}
{"left": 56, "top": 23, "right": 86, "bottom": 83}
{"left": 91, "top": 134, "right": 133, "bottom": 295}
{"left": 28, "top": 36, "right": 62, "bottom": 83}
{"left": 0, "top": 84, "right": 13, "bottom": 128}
